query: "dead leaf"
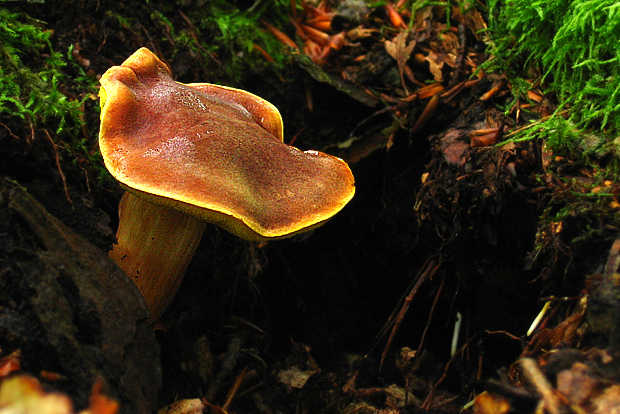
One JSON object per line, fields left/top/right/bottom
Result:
{"left": 277, "top": 367, "right": 317, "bottom": 390}
{"left": 385, "top": 30, "right": 416, "bottom": 94}
{"left": 0, "top": 375, "right": 74, "bottom": 414}
{"left": 81, "top": 381, "right": 119, "bottom": 414}
{"left": 424, "top": 50, "right": 444, "bottom": 82}
{"left": 384, "top": 384, "right": 415, "bottom": 408}
{"left": 473, "top": 392, "right": 510, "bottom": 414}
{"left": 462, "top": 7, "right": 487, "bottom": 41}
{"left": 0, "top": 375, "right": 119, "bottom": 414}
{"left": 441, "top": 129, "right": 469, "bottom": 166}
{"left": 157, "top": 399, "right": 206, "bottom": 414}
{"left": 0, "top": 350, "right": 21, "bottom": 378}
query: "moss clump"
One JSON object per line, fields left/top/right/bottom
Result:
{"left": 487, "top": 0, "right": 620, "bottom": 140}
{"left": 202, "top": 2, "right": 290, "bottom": 64}
{"left": 0, "top": 9, "right": 82, "bottom": 137}
{"left": 0, "top": 8, "right": 108, "bottom": 191}
{"left": 146, "top": 0, "right": 292, "bottom": 82}
{"left": 483, "top": 1, "right": 620, "bottom": 262}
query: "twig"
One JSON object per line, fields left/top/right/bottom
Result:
{"left": 416, "top": 275, "right": 445, "bottom": 355}
{"left": 0, "top": 122, "right": 19, "bottom": 140}
{"left": 421, "top": 341, "right": 466, "bottom": 410}
{"left": 222, "top": 366, "right": 248, "bottom": 412}
{"left": 380, "top": 258, "right": 440, "bottom": 369}
{"left": 42, "top": 129, "right": 72, "bottom": 206}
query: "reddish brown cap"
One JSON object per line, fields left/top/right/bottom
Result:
{"left": 99, "top": 48, "right": 355, "bottom": 240}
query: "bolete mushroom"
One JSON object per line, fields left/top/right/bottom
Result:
{"left": 99, "top": 48, "right": 355, "bottom": 320}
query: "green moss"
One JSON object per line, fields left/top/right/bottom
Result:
{"left": 487, "top": 0, "right": 620, "bottom": 141}
{"left": 147, "top": 0, "right": 292, "bottom": 81}
{"left": 0, "top": 9, "right": 107, "bottom": 185}
{"left": 206, "top": 1, "right": 293, "bottom": 76}
{"left": 0, "top": 9, "right": 80, "bottom": 133}
{"left": 483, "top": 1, "right": 620, "bottom": 250}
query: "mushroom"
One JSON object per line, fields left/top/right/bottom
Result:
{"left": 98, "top": 48, "right": 355, "bottom": 320}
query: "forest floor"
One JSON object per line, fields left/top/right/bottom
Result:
{"left": 2, "top": 1, "right": 620, "bottom": 414}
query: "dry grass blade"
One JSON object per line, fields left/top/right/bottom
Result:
{"left": 379, "top": 259, "right": 440, "bottom": 369}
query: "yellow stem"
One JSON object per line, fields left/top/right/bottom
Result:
{"left": 110, "top": 192, "right": 207, "bottom": 321}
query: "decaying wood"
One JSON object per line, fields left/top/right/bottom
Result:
{"left": 0, "top": 179, "right": 161, "bottom": 414}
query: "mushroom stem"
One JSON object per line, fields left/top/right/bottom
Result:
{"left": 110, "top": 192, "right": 207, "bottom": 320}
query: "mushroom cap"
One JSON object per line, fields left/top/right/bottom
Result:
{"left": 99, "top": 47, "right": 355, "bottom": 240}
